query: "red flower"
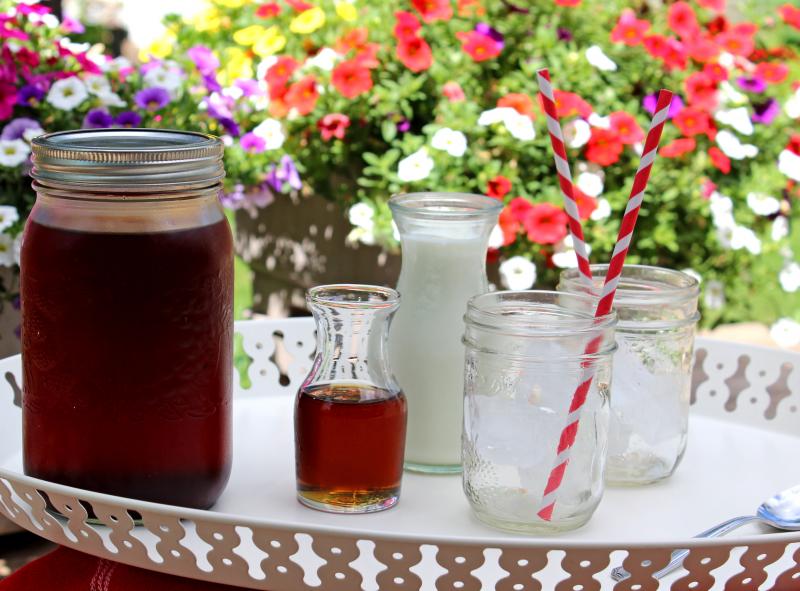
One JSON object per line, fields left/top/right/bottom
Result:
{"left": 732, "top": 22, "right": 757, "bottom": 36}
{"left": 285, "top": 0, "right": 313, "bottom": 11}
{"left": 442, "top": 81, "right": 465, "bottom": 102}
{"left": 265, "top": 56, "right": 299, "bottom": 88}
{"left": 697, "top": 0, "right": 725, "bottom": 12}
{"left": 354, "top": 43, "right": 380, "bottom": 69}
{"left": 498, "top": 206, "right": 520, "bottom": 245}
{"left": 686, "top": 35, "right": 720, "bottom": 63}
{"left": 668, "top": 2, "right": 700, "bottom": 39}
{"left": 487, "top": 175, "right": 512, "bottom": 199}
{"left": 706, "top": 15, "right": 728, "bottom": 35}
{"left": 509, "top": 196, "right": 533, "bottom": 223}
{"left": 662, "top": 37, "right": 689, "bottom": 70}
{"left": 331, "top": 59, "right": 373, "bottom": 98}
{"left": 609, "top": 111, "right": 644, "bottom": 145}
{"left": 523, "top": 203, "right": 569, "bottom": 245}
{"left": 555, "top": 0, "right": 581, "bottom": 5}
{"left": 610, "top": 9, "right": 650, "bottom": 46}
{"left": 586, "top": 128, "right": 624, "bottom": 166}
{"left": 336, "top": 28, "right": 369, "bottom": 54}
{"left": 411, "top": 0, "right": 453, "bottom": 22}
{"left": 397, "top": 36, "right": 433, "bottom": 72}
{"left": 715, "top": 31, "right": 754, "bottom": 57}
{"left": 284, "top": 76, "right": 319, "bottom": 115}
{"left": 708, "top": 147, "right": 730, "bottom": 173}
{"left": 573, "top": 188, "right": 598, "bottom": 220}
{"left": 703, "top": 62, "right": 729, "bottom": 82}
{"left": 643, "top": 34, "right": 669, "bottom": 57}
{"left": 755, "top": 62, "right": 789, "bottom": 84}
{"left": 456, "top": 31, "right": 502, "bottom": 62}
{"left": 685, "top": 71, "right": 718, "bottom": 111}
{"left": 498, "top": 93, "right": 536, "bottom": 118}
{"left": 394, "top": 11, "right": 421, "bottom": 41}
{"left": 317, "top": 113, "right": 351, "bottom": 141}
{"left": 787, "top": 134, "right": 800, "bottom": 156}
{"left": 552, "top": 90, "right": 593, "bottom": 118}
{"left": 659, "top": 138, "right": 696, "bottom": 158}
{"left": 255, "top": 2, "right": 281, "bottom": 17}
{"left": 779, "top": 4, "right": 800, "bottom": 30}
{"left": 673, "top": 108, "right": 711, "bottom": 137}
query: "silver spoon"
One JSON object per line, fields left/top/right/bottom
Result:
{"left": 611, "top": 484, "right": 800, "bottom": 581}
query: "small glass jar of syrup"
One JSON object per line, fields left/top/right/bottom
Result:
{"left": 295, "top": 284, "right": 406, "bottom": 513}
{"left": 23, "top": 129, "right": 232, "bottom": 509}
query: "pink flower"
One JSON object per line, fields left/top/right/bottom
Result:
{"left": 317, "top": 113, "right": 351, "bottom": 141}
{"left": 442, "top": 81, "right": 465, "bottom": 102}
{"left": 610, "top": 9, "right": 650, "bottom": 46}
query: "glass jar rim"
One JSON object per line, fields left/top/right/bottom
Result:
{"left": 389, "top": 192, "right": 502, "bottom": 221}
{"left": 307, "top": 284, "right": 400, "bottom": 310}
{"left": 559, "top": 264, "right": 700, "bottom": 305}
{"left": 465, "top": 290, "right": 617, "bottom": 337}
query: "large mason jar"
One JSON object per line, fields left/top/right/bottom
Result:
{"left": 462, "top": 291, "right": 617, "bottom": 534}
{"left": 558, "top": 265, "right": 700, "bottom": 486}
{"left": 23, "top": 129, "right": 233, "bottom": 509}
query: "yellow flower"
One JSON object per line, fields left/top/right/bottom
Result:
{"left": 138, "top": 30, "right": 176, "bottom": 62}
{"left": 252, "top": 26, "right": 287, "bottom": 57}
{"left": 233, "top": 24, "right": 266, "bottom": 46}
{"left": 335, "top": 1, "right": 357, "bottom": 22}
{"left": 221, "top": 47, "right": 253, "bottom": 83}
{"left": 215, "top": 0, "right": 249, "bottom": 7}
{"left": 289, "top": 6, "right": 326, "bottom": 34}
{"left": 191, "top": 7, "right": 222, "bottom": 32}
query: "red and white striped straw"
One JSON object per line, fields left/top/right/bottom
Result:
{"left": 537, "top": 89, "right": 674, "bottom": 522}
{"left": 536, "top": 68, "right": 593, "bottom": 287}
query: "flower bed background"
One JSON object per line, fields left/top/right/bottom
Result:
{"left": 0, "top": 0, "right": 799, "bottom": 343}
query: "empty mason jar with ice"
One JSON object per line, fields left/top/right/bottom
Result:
{"left": 559, "top": 265, "right": 700, "bottom": 486}
{"left": 462, "top": 291, "right": 616, "bottom": 534}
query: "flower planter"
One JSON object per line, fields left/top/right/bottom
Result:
{"left": 234, "top": 192, "right": 400, "bottom": 317}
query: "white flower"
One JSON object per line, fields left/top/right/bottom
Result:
{"left": 552, "top": 236, "right": 592, "bottom": 269}
{"left": 0, "top": 207, "right": 19, "bottom": 232}
{"left": 563, "top": 119, "right": 590, "bottom": 148}
{"left": 84, "top": 75, "right": 111, "bottom": 96}
{"left": 715, "top": 107, "right": 753, "bottom": 136}
{"left": 0, "top": 140, "right": 30, "bottom": 167}
{"left": 144, "top": 64, "right": 184, "bottom": 96}
{"left": 585, "top": 45, "right": 617, "bottom": 71}
{"left": 346, "top": 226, "right": 375, "bottom": 246}
{"left": 704, "top": 280, "right": 726, "bottom": 310}
{"left": 431, "top": 128, "right": 468, "bottom": 157}
{"left": 778, "top": 150, "right": 800, "bottom": 182}
{"left": 499, "top": 256, "right": 537, "bottom": 290}
{"left": 746, "top": 192, "right": 781, "bottom": 216}
{"left": 590, "top": 198, "right": 611, "bottom": 221}
{"left": 718, "top": 81, "right": 747, "bottom": 106}
{"left": 730, "top": 225, "right": 761, "bottom": 255}
{"left": 588, "top": 112, "right": 611, "bottom": 129}
{"left": 716, "top": 130, "right": 758, "bottom": 160}
{"left": 478, "top": 107, "right": 517, "bottom": 126}
{"left": 22, "top": 126, "right": 44, "bottom": 142}
{"left": 488, "top": 224, "right": 504, "bottom": 250}
{"left": 252, "top": 119, "right": 285, "bottom": 150}
{"left": 503, "top": 111, "right": 536, "bottom": 141}
{"left": 59, "top": 39, "right": 90, "bottom": 54}
{"left": 101, "top": 56, "right": 132, "bottom": 74}
{"left": 348, "top": 202, "right": 374, "bottom": 231}
{"left": 718, "top": 52, "right": 735, "bottom": 69}
{"left": 681, "top": 268, "right": 702, "bottom": 285}
{"left": 770, "top": 318, "right": 800, "bottom": 348}
{"left": 305, "top": 48, "right": 339, "bottom": 71}
{"left": 709, "top": 192, "right": 735, "bottom": 229}
{"left": 576, "top": 171, "right": 603, "bottom": 197}
{"left": 0, "top": 235, "right": 14, "bottom": 267}
{"left": 256, "top": 56, "right": 279, "bottom": 82}
{"left": 786, "top": 89, "right": 800, "bottom": 119}
{"left": 46, "top": 77, "right": 88, "bottom": 111}
{"left": 39, "top": 13, "right": 59, "bottom": 28}
{"left": 772, "top": 216, "right": 789, "bottom": 241}
{"left": 397, "top": 147, "right": 434, "bottom": 182}
{"left": 97, "top": 91, "right": 126, "bottom": 108}
{"left": 716, "top": 225, "right": 734, "bottom": 249}
{"left": 632, "top": 141, "right": 644, "bottom": 156}
{"left": 223, "top": 86, "right": 244, "bottom": 101}
{"left": 779, "top": 262, "right": 800, "bottom": 293}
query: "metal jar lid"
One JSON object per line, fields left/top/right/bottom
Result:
{"left": 31, "top": 129, "right": 225, "bottom": 193}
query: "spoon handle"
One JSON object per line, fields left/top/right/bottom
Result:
{"left": 610, "top": 515, "right": 761, "bottom": 582}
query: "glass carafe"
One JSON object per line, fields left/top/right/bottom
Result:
{"left": 388, "top": 192, "right": 501, "bottom": 473}
{"left": 295, "top": 284, "right": 406, "bottom": 513}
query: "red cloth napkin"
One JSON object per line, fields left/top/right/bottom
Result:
{"left": 0, "top": 547, "right": 249, "bottom": 591}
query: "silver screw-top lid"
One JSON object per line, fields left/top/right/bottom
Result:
{"left": 31, "top": 129, "right": 225, "bottom": 193}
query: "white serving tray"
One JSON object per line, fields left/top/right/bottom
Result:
{"left": 1, "top": 318, "right": 799, "bottom": 590}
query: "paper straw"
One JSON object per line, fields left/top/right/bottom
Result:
{"left": 537, "top": 89, "right": 674, "bottom": 522}
{"left": 536, "top": 68, "right": 593, "bottom": 288}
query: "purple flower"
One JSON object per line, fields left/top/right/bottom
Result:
{"left": 219, "top": 184, "right": 246, "bottom": 209}
{"left": 248, "top": 185, "right": 274, "bottom": 208}
{"left": 83, "top": 108, "right": 114, "bottom": 129}
{"left": 266, "top": 155, "right": 302, "bottom": 193}
{"left": 475, "top": 23, "right": 504, "bottom": 49}
{"left": 139, "top": 60, "right": 163, "bottom": 75}
{"left": 396, "top": 118, "right": 411, "bottom": 133}
{"left": 204, "top": 93, "right": 241, "bottom": 136}
{"left": 736, "top": 76, "right": 766, "bottom": 94}
{"left": 187, "top": 45, "right": 219, "bottom": 76}
{"left": 134, "top": 87, "right": 170, "bottom": 111}
{"left": 240, "top": 132, "right": 266, "bottom": 153}
{"left": 643, "top": 93, "right": 684, "bottom": 118}
{"left": 557, "top": 27, "right": 573, "bottom": 42}
{"left": 235, "top": 79, "right": 261, "bottom": 97}
{"left": 17, "top": 84, "right": 45, "bottom": 106}
{"left": 752, "top": 99, "right": 780, "bottom": 125}
{"left": 114, "top": 111, "right": 142, "bottom": 128}
{"left": 1, "top": 117, "right": 41, "bottom": 140}
{"left": 61, "top": 16, "right": 85, "bottom": 34}
{"left": 202, "top": 72, "right": 222, "bottom": 93}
